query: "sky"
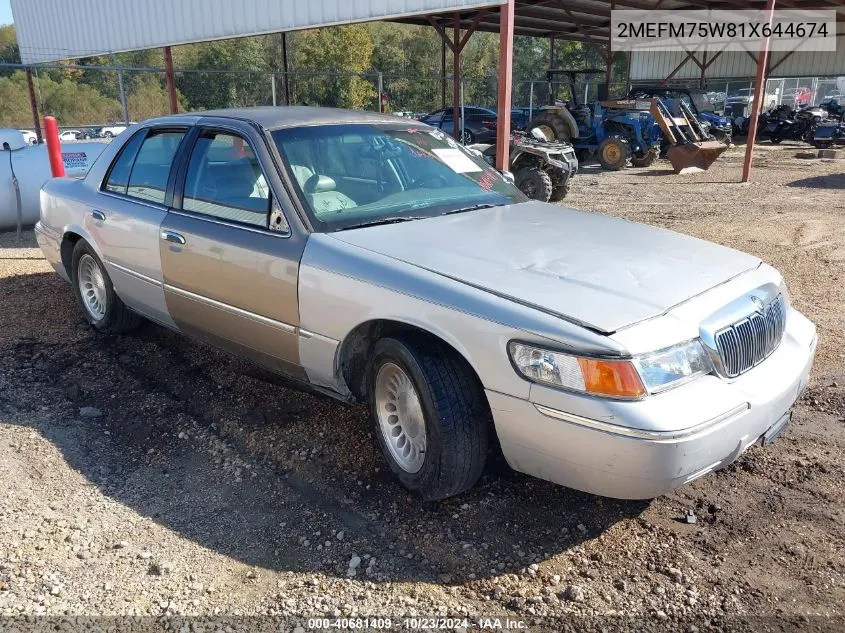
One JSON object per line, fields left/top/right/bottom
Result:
{"left": 0, "top": 0, "right": 12, "bottom": 26}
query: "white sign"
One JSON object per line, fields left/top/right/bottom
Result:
{"left": 432, "top": 148, "right": 482, "bottom": 174}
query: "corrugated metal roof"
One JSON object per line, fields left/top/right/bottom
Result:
{"left": 631, "top": 36, "right": 845, "bottom": 81}
{"left": 12, "top": 0, "right": 505, "bottom": 64}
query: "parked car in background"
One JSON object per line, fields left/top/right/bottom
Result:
{"left": 510, "top": 107, "right": 539, "bottom": 130}
{"left": 81, "top": 127, "right": 102, "bottom": 139}
{"left": 100, "top": 123, "right": 128, "bottom": 138}
{"left": 724, "top": 88, "right": 780, "bottom": 118}
{"left": 36, "top": 106, "right": 816, "bottom": 502}
{"left": 18, "top": 129, "right": 38, "bottom": 145}
{"left": 58, "top": 130, "right": 82, "bottom": 142}
{"left": 418, "top": 106, "right": 497, "bottom": 144}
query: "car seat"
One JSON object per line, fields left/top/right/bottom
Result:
{"left": 303, "top": 174, "right": 356, "bottom": 215}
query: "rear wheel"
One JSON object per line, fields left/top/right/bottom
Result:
{"left": 515, "top": 166, "right": 553, "bottom": 202}
{"left": 527, "top": 111, "right": 573, "bottom": 143}
{"left": 71, "top": 240, "right": 141, "bottom": 334}
{"left": 368, "top": 335, "right": 489, "bottom": 500}
{"left": 598, "top": 137, "right": 631, "bottom": 170}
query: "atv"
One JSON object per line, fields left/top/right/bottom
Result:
{"left": 470, "top": 129, "right": 578, "bottom": 202}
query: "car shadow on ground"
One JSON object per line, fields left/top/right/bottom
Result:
{"left": 786, "top": 173, "right": 845, "bottom": 189}
{"left": 0, "top": 270, "right": 648, "bottom": 584}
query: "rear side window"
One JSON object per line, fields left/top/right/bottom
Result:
{"left": 102, "top": 131, "right": 145, "bottom": 195}
{"left": 181, "top": 130, "right": 271, "bottom": 228}
{"left": 126, "top": 130, "right": 186, "bottom": 204}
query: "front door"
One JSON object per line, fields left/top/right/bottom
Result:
{"left": 159, "top": 125, "right": 305, "bottom": 378}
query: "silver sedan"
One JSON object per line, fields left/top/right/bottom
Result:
{"left": 36, "top": 107, "right": 817, "bottom": 500}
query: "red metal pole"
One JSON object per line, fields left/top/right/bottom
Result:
{"left": 742, "top": 0, "right": 776, "bottom": 183}
{"left": 495, "top": 0, "right": 515, "bottom": 171}
{"left": 43, "top": 116, "right": 65, "bottom": 177}
{"left": 25, "top": 68, "right": 43, "bottom": 144}
{"left": 164, "top": 46, "right": 178, "bottom": 114}
{"left": 453, "top": 14, "right": 461, "bottom": 140}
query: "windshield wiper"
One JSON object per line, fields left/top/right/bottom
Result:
{"left": 441, "top": 203, "right": 498, "bottom": 216}
{"left": 336, "top": 216, "right": 428, "bottom": 231}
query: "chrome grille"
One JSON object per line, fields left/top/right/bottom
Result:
{"left": 714, "top": 294, "right": 786, "bottom": 378}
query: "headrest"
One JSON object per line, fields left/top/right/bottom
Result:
{"left": 304, "top": 174, "right": 337, "bottom": 194}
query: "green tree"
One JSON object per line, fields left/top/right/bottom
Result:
{"left": 293, "top": 25, "right": 375, "bottom": 109}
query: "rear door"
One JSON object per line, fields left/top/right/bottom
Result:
{"left": 158, "top": 121, "right": 306, "bottom": 378}
{"left": 93, "top": 125, "right": 189, "bottom": 328}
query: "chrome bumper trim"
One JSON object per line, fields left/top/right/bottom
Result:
{"left": 534, "top": 401, "right": 750, "bottom": 441}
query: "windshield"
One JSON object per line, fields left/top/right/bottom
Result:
{"left": 272, "top": 123, "right": 527, "bottom": 232}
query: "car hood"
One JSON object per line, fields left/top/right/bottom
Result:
{"left": 329, "top": 202, "right": 760, "bottom": 333}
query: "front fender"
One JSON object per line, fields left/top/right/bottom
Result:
{"left": 297, "top": 234, "right": 627, "bottom": 399}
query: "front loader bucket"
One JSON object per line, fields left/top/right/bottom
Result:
{"left": 666, "top": 140, "right": 726, "bottom": 174}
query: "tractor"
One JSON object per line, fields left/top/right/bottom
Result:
{"left": 528, "top": 69, "right": 659, "bottom": 170}
{"left": 528, "top": 69, "right": 726, "bottom": 172}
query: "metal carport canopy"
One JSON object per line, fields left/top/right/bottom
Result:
{"left": 12, "top": 0, "right": 818, "bottom": 178}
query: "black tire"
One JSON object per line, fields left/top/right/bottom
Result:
{"left": 527, "top": 111, "right": 573, "bottom": 143}
{"left": 598, "top": 137, "right": 631, "bottom": 170}
{"left": 103, "top": 131, "right": 113, "bottom": 138}
{"left": 549, "top": 183, "right": 570, "bottom": 202}
{"left": 367, "top": 334, "right": 490, "bottom": 501}
{"left": 515, "top": 166, "right": 553, "bottom": 202}
{"left": 630, "top": 150, "right": 657, "bottom": 168}
{"left": 70, "top": 240, "right": 141, "bottom": 334}
{"left": 459, "top": 129, "right": 475, "bottom": 145}
{"left": 770, "top": 137, "right": 783, "bottom": 145}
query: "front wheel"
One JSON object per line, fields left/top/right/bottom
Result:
{"left": 515, "top": 166, "right": 553, "bottom": 202}
{"left": 630, "top": 149, "right": 657, "bottom": 168}
{"left": 598, "top": 137, "right": 631, "bottom": 170}
{"left": 368, "top": 335, "right": 489, "bottom": 500}
{"left": 71, "top": 240, "right": 141, "bottom": 334}
{"left": 103, "top": 131, "right": 113, "bottom": 138}
{"left": 459, "top": 129, "right": 475, "bottom": 145}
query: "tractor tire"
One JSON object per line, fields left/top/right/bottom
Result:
{"left": 631, "top": 150, "right": 657, "bottom": 168}
{"left": 527, "top": 111, "right": 573, "bottom": 143}
{"left": 598, "top": 137, "right": 631, "bottom": 170}
{"left": 515, "top": 166, "right": 553, "bottom": 202}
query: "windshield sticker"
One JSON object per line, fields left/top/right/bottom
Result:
{"left": 432, "top": 148, "right": 482, "bottom": 174}
{"left": 478, "top": 170, "right": 497, "bottom": 191}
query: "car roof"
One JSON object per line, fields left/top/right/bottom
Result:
{"left": 144, "top": 106, "right": 418, "bottom": 131}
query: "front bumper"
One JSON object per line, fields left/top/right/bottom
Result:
{"left": 488, "top": 309, "right": 817, "bottom": 499}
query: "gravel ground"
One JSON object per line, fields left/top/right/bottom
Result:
{"left": 1, "top": 145, "right": 843, "bottom": 630}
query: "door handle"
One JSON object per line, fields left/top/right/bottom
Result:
{"left": 91, "top": 210, "right": 106, "bottom": 221}
{"left": 160, "top": 230, "right": 186, "bottom": 245}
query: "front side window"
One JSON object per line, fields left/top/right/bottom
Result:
{"left": 272, "top": 123, "right": 527, "bottom": 232}
{"left": 126, "top": 130, "right": 186, "bottom": 204}
{"left": 182, "top": 131, "right": 271, "bottom": 228}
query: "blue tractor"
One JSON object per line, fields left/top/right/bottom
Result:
{"left": 527, "top": 69, "right": 662, "bottom": 170}
{"left": 528, "top": 69, "right": 726, "bottom": 172}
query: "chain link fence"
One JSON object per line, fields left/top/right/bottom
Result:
{"left": 4, "top": 62, "right": 842, "bottom": 135}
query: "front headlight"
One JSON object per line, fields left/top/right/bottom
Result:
{"left": 509, "top": 339, "right": 715, "bottom": 399}
{"left": 508, "top": 342, "right": 646, "bottom": 400}
{"left": 631, "top": 340, "right": 714, "bottom": 394}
